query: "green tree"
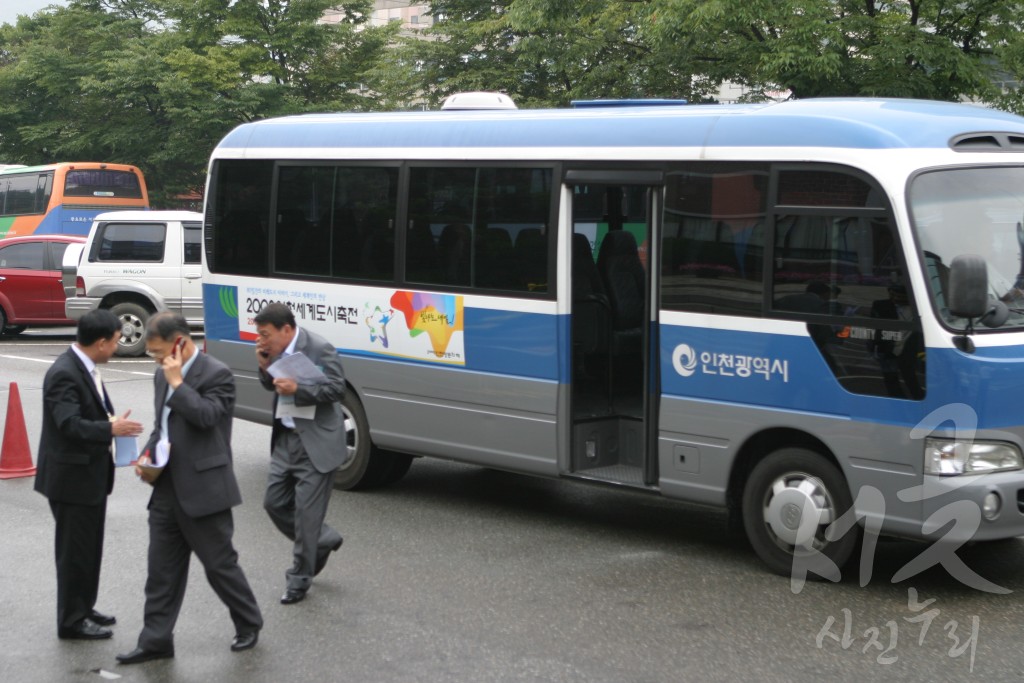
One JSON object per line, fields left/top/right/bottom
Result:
{"left": 644, "top": 0, "right": 1024, "bottom": 104}
{"left": 0, "top": 0, "right": 393, "bottom": 204}
{"left": 406, "top": 0, "right": 708, "bottom": 109}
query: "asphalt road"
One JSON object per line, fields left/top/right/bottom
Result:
{"left": 2, "top": 328, "right": 1024, "bottom": 683}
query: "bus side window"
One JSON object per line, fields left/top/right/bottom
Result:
{"left": 406, "top": 166, "right": 552, "bottom": 294}
{"left": 661, "top": 163, "right": 769, "bottom": 316}
{"left": 769, "top": 167, "right": 923, "bottom": 400}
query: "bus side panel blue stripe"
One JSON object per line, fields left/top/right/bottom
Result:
{"left": 660, "top": 324, "right": 1024, "bottom": 430}
{"left": 462, "top": 307, "right": 563, "bottom": 381}
{"left": 927, "top": 347, "right": 1024, "bottom": 430}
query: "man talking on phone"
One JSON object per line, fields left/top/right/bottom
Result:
{"left": 254, "top": 302, "right": 346, "bottom": 605}
{"left": 116, "top": 313, "right": 262, "bottom": 664}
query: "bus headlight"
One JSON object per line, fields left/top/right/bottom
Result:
{"left": 924, "top": 438, "right": 1023, "bottom": 475}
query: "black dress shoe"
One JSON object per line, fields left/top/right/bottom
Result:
{"left": 280, "top": 588, "right": 307, "bottom": 605}
{"left": 231, "top": 630, "right": 259, "bottom": 652}
{"left": 58, "top": 618, "right": 112, "bottom": 640}
{"left": 89, "top": 610, "right": 116, "bottom": 626}
{"left": 314, "top": 536, "right": 344, "bottom": 576}
{"left": 116, "top": 646, "right": 174, "bottom": 664}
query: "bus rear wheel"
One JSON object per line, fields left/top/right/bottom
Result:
{"left": 333, "top": 391, "right": 413, "bottom": 491}
{"left": 742, "top": 448, "right": 859, "bottom": 579}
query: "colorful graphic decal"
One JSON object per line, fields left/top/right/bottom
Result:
{"left": 209, "top": 282, "right": 466, "bottom": 365}
{"left": 388, "top": 291, "right": 464, "bottom": 363}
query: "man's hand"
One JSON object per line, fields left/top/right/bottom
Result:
{"left": 256, "top": 347, "right": 271, "bottom": 372}
{"left": 134, "top": 453, "right": 160, "bottom": 484}
{"left": 111, "top": 410, "right": 143, "bottom": 437}
{"left": 272, "top": 377, "right": 298, "bottom": 396}
{"left": 162, "top": 350, "right": 184, "bottom": 389}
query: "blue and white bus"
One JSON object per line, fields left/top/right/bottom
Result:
{"left": 201, "top": 98, "right": 1024, "bottom": 578}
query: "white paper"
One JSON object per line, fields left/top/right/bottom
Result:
{"left": 276, "top": 395, "right": 316, "bottom": 420}
{"left": 267, "top": 352, "right": 327, "bottom": 385}
{"left": 114, "top": 437, "right": 139, "bottom": 467}
{"left": 154, "top": 438, "right": 171, "bottom": 467}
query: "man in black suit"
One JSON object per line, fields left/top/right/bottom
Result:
{"left": 35, "top": 309, "right": 144, "bottom": 640}
{"left": 116, "top": 313, "right": 263, "bottom": 664}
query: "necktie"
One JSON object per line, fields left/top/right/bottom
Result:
{"left": 91, "top": 367, "right": 103, "bottom": 399}
{"left": 279, "top": 351, "right": 295, "bottom": 429}
{"left": 92, "top": 367, "right": 109, "bottom": 414}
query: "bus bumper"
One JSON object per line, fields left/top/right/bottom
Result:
{"left": 918, "top": 471, "right": 1024, "bottom": 542}
{"left": 65, "top": 297, "right": 101, "bottom": 321}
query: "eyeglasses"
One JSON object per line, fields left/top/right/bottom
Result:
{"left": 144, "top": 349, "right": 162, "bottom": 358}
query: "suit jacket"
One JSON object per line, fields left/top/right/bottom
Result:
{"left": 143, "top": 351, "right": 242, "bottom": 518}
{"left": 260, "top": 327, "right": 347, "bottom": 474}
{"left": 34, "top": 348, "right": 115, "bottom": 506}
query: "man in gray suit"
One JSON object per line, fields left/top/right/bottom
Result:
{"left": 254, "top": 303, "right": 347, "bottom": 605}
{"left": 116, "top": 313, "right": 263, "bottom": 664}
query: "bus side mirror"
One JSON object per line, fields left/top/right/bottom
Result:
{"left": 948, "top": 254, "right": 988, "bottom": 319}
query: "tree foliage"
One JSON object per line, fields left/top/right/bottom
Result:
{"left": 405, "top": 0, "right": 707, "bottom": 108}
{"left": 645, "top": 0, "right": 1024, "bottom": 103}
{"left": 3, "top": 0, "right": 1024, "bottom": 202}
{"left": 0, "top": 0, "right": 392, "bottom": 204}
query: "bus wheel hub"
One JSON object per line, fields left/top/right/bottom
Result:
{"left": 764, "top": 475, "right": 831, "bottom": 549}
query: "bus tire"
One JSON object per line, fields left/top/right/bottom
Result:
{"left": 331, "top": 391, "right": 411, "bottom": 491}
{"left": 741, "top": 448, "right": 859, "bottom": 579}
{"left": 378, "top": 451, "right": 414, "bottom": 486}
{"left": 109, "top": 302, "right": 150, "bottom": 357}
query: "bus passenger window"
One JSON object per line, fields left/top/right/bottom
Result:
{"left": 406, "top": 166, "right": 551, "bottom": 294}
{"left": 661, "top": 163, "right": 769, "bottom": 316}
{"left": 769, "top": 168, "right": 923, "bottom": 400}
{"left": 273, "top": 165, "right": 398, "bottom": 281}
{"left": 208, "top": 159, "right": 272, "bottom": 277}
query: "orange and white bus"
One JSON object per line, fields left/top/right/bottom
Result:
{"left": 0, "top": 162, "right": 149, "bottom": 239}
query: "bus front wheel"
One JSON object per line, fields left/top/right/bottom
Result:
{"left": 333, "top": 391, "right": 413, "bottom": 491}
{"left": 741, "top": 448, "right": 859, "bottom": 579}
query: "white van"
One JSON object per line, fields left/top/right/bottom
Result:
{"left": 66, "top": 210, "right": 204, "bottom": 356}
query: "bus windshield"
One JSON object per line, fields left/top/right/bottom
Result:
{"left": 910, "top": 166, "right": 1024, "bottom": 331}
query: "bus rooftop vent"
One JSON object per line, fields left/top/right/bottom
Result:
{"left": 950, "top": 132, "right": 1024, "bottom": 152}
{"left": 570, "top": 99, "right": 688, "bottom": 108}
{"left": 440, "top": 92, "right": 517, "bottom": 111}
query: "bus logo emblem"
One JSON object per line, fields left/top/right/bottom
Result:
{"left": 218, "top": 286, "right": 238, "bottom": 319}
{"left": 672, "top": 344, "right": 698, "bottom": 377}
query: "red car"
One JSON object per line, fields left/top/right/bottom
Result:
{"left": 0, "top": 234, "right": 86, "bottom": 335}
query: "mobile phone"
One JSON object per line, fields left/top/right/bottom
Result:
{"left": 173, "top": 337, "right": 185, "bottom": 357}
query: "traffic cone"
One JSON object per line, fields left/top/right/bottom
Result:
{"left": 0, "top": 382, "right": 36, "bottom": 479}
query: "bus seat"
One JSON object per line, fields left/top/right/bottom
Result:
{"left": 475, "top": 227, "right": 514, "bottom": 289}
{"left": 438, "top": 223, "right": 471, "bottom": 286}
{"left": 573, "top": 232, "right": 611, "bottom": 357}
{"left": 515, "top": 228, "right": 548, "bottom": 291}
{"left": 359, "top": 228, "right": 394, "bottom": 279}
{"left": 406, "top": 222, "right": 439, "bottom": 282}
{"left": 596, "top": 230, "right": 644, "bottom": 354}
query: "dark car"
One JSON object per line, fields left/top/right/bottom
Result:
{"left": 0, "top": 234, "right": 87, "bottom": 335}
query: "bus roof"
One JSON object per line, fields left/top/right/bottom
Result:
{"left": 0, "top": 162, "right": 143, "bottom": 175}
{"left": 213, "top": 98, "right": 1024, "bottom": 156}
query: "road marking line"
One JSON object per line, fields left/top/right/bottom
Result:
{"left": 0, "top": 354, "right": 51, "bottom": 364}
{"left": 0, "top": 354, "right": 152, "bottom": 376}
